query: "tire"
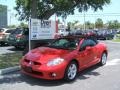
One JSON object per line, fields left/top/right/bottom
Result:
{"left": 99, "top": 53, "right": 107, "bottom": 66}
{"left": 23, "top": 44, "right": 29, "bottom": 55}
{"left": 14, "top": 46, "right": 21, "bottom": 49}
{"left": 0, "top": 42, "right": 5, "bottom": 46}
{"left": 14, "top": 46, "right": 18, "bottom": 48}
{"left": 64, "top": 61, "right": 78, "bottom": 81}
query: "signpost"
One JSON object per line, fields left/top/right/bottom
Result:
{"left": 29, "top": 18, "right": 58, "bottom": 51}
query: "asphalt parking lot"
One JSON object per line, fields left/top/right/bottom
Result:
{"left": 0, "top": 46, "right": 23, "bottom": 55}
{"left": 0, "top": 41, "right": 120, "bottom": 90}
{"left": 0, "top": 46, "right": 16, "bottom": 55}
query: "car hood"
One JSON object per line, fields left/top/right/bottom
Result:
{"left": 25, "top": 47, "right": 71, "bottom": 64}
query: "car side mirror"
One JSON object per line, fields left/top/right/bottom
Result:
{"left": 79, "top": 46, "right": 86, "bottom": 51}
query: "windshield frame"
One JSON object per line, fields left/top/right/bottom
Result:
{"left": 46, "top": 38, "right": 80, "bottom": 50}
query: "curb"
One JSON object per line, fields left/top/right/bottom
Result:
{"left": 0, "top": 66, "right": 20, "bottom": 75}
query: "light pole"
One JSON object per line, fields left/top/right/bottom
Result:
{"left": 83, "top": 11, "right": 86, "bottom": 30}
{"left": 64, "top": 18, "right": 66, "bottom": 31}
{"left": 62, "top": 17, "right": 66, "bottom": 31}
{"left": 8, "top": 9, "right": 11, "bottom": 26}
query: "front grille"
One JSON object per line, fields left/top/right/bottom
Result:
{"left": 24, "top": 59, "right": 41, "bottom": 66}
{"left": 24, "top": 59, "right": 29, "bottom": 63}
{"left": 32, "top": 70, "right": 43, "bottom": 76}
{"left": 22, "top": 66, "right": 43, "bottom": 76}
{"left": 33, "top": 62, "right": 41, "bottom": 65}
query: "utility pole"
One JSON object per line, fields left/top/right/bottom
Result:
{"left": 8, "top": 9, "right": 11, "bottom": 26}
{"left": 30, "top": 0, "right": 38, "bottom": 50}
{"left": 31, "top": 0, "right": 38, "bottom": 18}
{"left": 83, "top": 11, "right": 86, "bottom": 30}
{"left": 25, "top": 0, "right": 38, "bottom": 52}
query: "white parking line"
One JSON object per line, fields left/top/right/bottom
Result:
{"left": 106, "top": 59, "right": 120, "bottom": 66}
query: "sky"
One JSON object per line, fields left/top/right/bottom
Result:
{"left": 0, "top": 0, "right": 120, "bottom": 25}
{"left": 0, "top": 0, "right": 22, "bottom": 25}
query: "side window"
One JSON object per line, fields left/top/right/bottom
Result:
{"left": 80, "top": 40, "right": 88, "bottom": 51}
{"left": 80, "top": 39, "right": 97, "bottom": 51}
{"left": 22, "top": 28, "right": 29, "bottom": 35}
{"left": 52, "top": 39, "right": 69, "bottom": 47}
{"left": 88, "top": 39, "right": 97, "bottom": 46}
{"left": 23, "top": 30, "right": 29, "bottom": 35}
{"left": 5, "top": 30, "right": 13, "bottom": 33}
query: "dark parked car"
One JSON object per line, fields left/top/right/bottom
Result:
{"left": 8, "top": 28, "right": 29, "bottom": 49}
{"left": 96, "top": 30, "right": 114, "bottom": 40}
{"left": 105, "top": 30, "right": 115, "bottom": 40}
{"left": 95, "top": 30, "right": 106, "bottom": 40}
{"left": 69, "top": 30, "right": 84, "bottom": 36}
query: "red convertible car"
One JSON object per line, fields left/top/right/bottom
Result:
{"left": 20, "top": 36, "right": 108, "bottom": 81}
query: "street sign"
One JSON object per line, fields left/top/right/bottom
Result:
{"left": 29, "top": 19, "right": 57, "bottom": 40}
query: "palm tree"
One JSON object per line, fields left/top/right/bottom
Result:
{"left": 95, "top": 18, "right": 103, "bottom": 29}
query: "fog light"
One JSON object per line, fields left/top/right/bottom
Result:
{"left": 51, "top": 73, "right": 57, "bottom": 77}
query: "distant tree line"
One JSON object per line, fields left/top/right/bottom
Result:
{"left": 67, "top": 18, "right": 120, "bottom": 30}
{"left": 7, "top": 22, "right": 28, "bottom": 29}
{"left": 8, "top": 18, "right": 120, "bottom": 30}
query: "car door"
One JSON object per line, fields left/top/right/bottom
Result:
{"left": 77, "top": 39, "right": 97, "bottom": 69}
{"left": 85, "top": 39, "right": 98, "bottom": 65}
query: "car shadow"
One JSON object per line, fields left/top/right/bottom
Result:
{"left": 77, "top": 64, "right": 101, "bottom": 80}
{"left": 7, "top": 47, "right": 24, "bottom": 52}
{"left": 0, "top": 71, "right": 65, "bottom": 86}
{"left": 0, "top": 64, "right": 101, "bottom": 86}
{"left": 0, "top": 44, "right": 10, "bottom": 47}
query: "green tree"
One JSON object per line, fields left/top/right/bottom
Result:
{"left": 74, "top": 20, "right": 79, "bottom": 25}
{"left": 85, "top": 21, "right": 94, "bottom": 29}
{"left": 18, "top": 22, "right": 28, "bottom": 28}
{"left": 8, "top": 25, "right": 16, "bottom": 28}
{"left": 0, "top": 4, "right": 7, "bottom": 12}
{"left": 67, "top": 21, "right": 80, "bottom": 29}
{"left": 15, "top": 0, "right": 111, "bottom": 21}
{"left": 107, "top": 20, "right": 120, "bottom": 29}
{"left": 0, "top": 5, "right": 4, "bottom": 12}
{"left": 67, "top": 22, "right": 72, "bottom": 30}
{"left": 58, "top": 19, "right": 61, "bottom": 24}
{"left": 107, "top": 21, "right": 113, "bottom": 29}
{"left": 113, "top": 20, "right": 120, "bottom": 29}
{"left": 95, "top": 18, "right": 103, "bottom": 29}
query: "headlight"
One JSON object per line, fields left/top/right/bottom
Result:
{"left": 47, "top": 58, "right": 64, "bottom": 66}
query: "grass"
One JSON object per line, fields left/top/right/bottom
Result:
{"left": 113, "top": 39, "right": 120, "bottom": 42}
{"left": 112, "top": 34, "right": 120, "bottom": 42}
{"left": 0, "top": 52, "right": 23, "bottom": 69}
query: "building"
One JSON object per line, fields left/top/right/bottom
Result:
{"left": 0, "top": 4, "right": 7, "bottom": 28}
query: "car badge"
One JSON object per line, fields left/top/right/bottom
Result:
{"left": 29, "top": 61, "right": 33, "bottom": 66}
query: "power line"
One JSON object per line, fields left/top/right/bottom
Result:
{"left": 68, "top": 13, "right": 120, "bottom": 17}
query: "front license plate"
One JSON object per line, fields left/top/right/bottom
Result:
{"left": 24, "top": 66, "right": 32, "bottom": 73}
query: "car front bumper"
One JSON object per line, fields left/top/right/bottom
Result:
{"left": 21, "top": 61, "right": 67, "bottom": 80}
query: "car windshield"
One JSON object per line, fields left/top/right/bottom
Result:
{"left": 47, "top": 38, "right": 79, "bottom": 50}
{"left": 23, "top": 28, "right": 29, "bottom": 35}
{"left": 5, "top": 29, "right": 14, "bottom": 33}
{"left": 11, "top": 29, "right": 22, "bottom": 34}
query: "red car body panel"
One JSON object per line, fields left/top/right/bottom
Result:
{"left": 20, "top": 38, "right": 107, "bottom": 80}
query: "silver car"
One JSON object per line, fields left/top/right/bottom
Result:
{"left": 0, "top": 28, "right": 14, "bottom": 45}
